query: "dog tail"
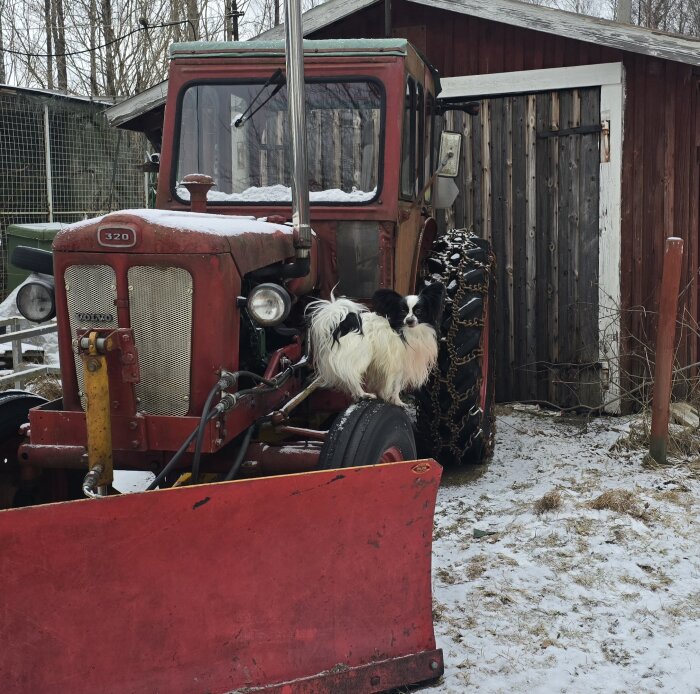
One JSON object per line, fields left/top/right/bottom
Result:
{"left": 306, "top": 294, "right": 368, "bottom": 383}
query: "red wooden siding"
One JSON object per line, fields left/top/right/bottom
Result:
{"left": 313, "top": 1, "right": 700, "bottom": 401}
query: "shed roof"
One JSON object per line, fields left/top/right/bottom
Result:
{"left": 104, "top": 80, "right": 168, "bottom": 130}
{"left": 260, "top": 0, "right": 700, "bottom": 67}
{"left": 0, "top": 83, "right": 113, "bottom": 105}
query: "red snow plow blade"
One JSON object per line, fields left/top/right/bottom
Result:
{"left": 0, "top": 460, "right": 443, "bottom": 694}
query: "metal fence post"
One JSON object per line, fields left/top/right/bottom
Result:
{"left": 649, "top": 236, "right": 684, "bottom": 464}
{"left": 43, "top": 104, "right": 54, "bottom": 223}
{"left": 10, "top": 318, "right": 22, "bottom": 389}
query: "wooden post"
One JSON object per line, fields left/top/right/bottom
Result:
{"left": 649, "top": 237, "right": 684, "bottom": 464}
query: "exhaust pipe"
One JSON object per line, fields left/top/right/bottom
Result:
{"left": 284, "top": 0, "right": 312, "bottom": 274}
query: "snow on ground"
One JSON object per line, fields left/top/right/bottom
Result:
{"left": 425, "top": 407, "right": 700, "bottom": 694}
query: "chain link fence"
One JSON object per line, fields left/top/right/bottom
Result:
{"left": 0, "top": 88, "right": 148, "bottom": 300}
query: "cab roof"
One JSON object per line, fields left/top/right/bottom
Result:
{"left": 169, "top": 39, "right": 411, "bottom": 60}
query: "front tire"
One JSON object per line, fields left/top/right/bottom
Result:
{"left": 0, "top": 390, "right": 48, "bottom": 508}
{"left": 416, "top": 229, "right": 496, "bottom": 465}
{"left": 319, "top": 400, "right": 417, "bottom": 470}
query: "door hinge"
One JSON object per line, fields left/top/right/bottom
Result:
{"left": 601, "top": 120, "right": 611, "bottom": 163}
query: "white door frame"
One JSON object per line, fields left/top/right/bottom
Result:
{"left": 441, "top": 63, "right": 624, "bottom": 413}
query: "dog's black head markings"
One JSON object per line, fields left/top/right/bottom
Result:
{"left": 372, "top": 282, "right": 445, "bottom": 333}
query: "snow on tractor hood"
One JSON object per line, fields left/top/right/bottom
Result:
{"left": 53, "top": 209, "right": 297, "bottom": 277}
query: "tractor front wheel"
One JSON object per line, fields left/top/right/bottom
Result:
{"left": 416, "top": 228, "right": 496, "bottom": 465}
{"left": 319, "top": 400, "right": 417, "bottom": 469}
{"left": 0, "top": 390, "right": 47, "bottom": 508}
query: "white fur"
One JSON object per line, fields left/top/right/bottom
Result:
{"left": 307, "top": 297, "right": 438, "bottom": 407}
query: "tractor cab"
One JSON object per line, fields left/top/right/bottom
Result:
{"left": 157, "top": 39, "right": 454, "bottom": 298}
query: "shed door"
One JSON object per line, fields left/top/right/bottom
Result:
{"left": 445, "top": 87, "right": 602, "bottom": 408}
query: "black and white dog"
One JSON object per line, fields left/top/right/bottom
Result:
{"left": 307, "top": 283, "right": 445, "bottom": 407}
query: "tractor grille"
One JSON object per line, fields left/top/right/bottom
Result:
{"left": 64, "top": 264, "right": 118, "bottom": 409}
{"left": 128, "top": 266, "right": 193, "bottom": 416}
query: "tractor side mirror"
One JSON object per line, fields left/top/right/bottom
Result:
{"left": 437, "top": 131, "right": 462, "bottom": 178}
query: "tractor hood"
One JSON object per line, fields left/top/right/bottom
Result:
{"left": 53, "top": 209, "right": 296, "bottom": 277}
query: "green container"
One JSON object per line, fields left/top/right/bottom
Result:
{"left": 6, "top": 222, "right": 63, "bottom": 291}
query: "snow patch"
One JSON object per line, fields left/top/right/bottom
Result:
{"left": 177, "top": 184, "right": 376, "bottom": 203}
{"left": 56, "top": 209, "right": 288, "bottom": 238}
{"left": 428, "top": 409, "right": 700, "bottom": 693}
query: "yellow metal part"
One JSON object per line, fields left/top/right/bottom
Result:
{"left": 80, "top": 331, "right": 113, "bottom": 486}
{"left": 172, "top": 472, "right": 219, "bottom": 487}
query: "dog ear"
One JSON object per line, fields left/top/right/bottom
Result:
{"left": 420, "top": 281, "right": 445, "bottom": 298}
{"left": 420, "top": 282, "right": 446, "bottom": 324}
{"left": 420, "top": 282, "right": 445, "bottom": 306}
{"left": 372, "top": 288, "right": 403, "bottom": 318}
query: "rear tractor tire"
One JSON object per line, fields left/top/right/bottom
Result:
{"left": 416, "top": 228, "right": 496, "bottom": 466}
{"left": 319, "top": 400, "right": 417, "bottom": 470}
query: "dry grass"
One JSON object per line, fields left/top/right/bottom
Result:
{"left": 534, "top": 489, "right": 562, "bottom": 514}
{"left": 23, "top": 374, "right": 62, "bottom": 400}
{"left": 588, "top": 488, "right": 650, "bottom": 520}
{"left": 435, "top": 566, "right": 458, "bottom": 585}
{"left": 653, "top": 488, "right": 694, "bottom": 510}
{"left": 614, "top": 414, "right": 700, "bottom": 462}
{"left": 565, "top": 516, "right": 596, "bottom": 536}
{"left": 466, "top": 554, "right": 488, "bottom": 580}
{"left": 432, "top": 598, "right": 448, "bottom": 622}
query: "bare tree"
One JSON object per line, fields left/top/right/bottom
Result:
{"left": 100, "top": 0, "right": 116, "bottom": 95}
{"left": 185, "top": 0, "right": 200, "bottom": 39}
{"left": 616, "top": 0, "right": 633, "bottom": 21}
{"left": 89, "top": 0, "right": 98, "bottom": 93}
{"left": 44, "top": 0, "right": 53, "bottom": 87}
{"left": 52, "top": 0, "right": 68, "bottom": 90}
{"left": 529, "top": 0, "right": 700, "bottom": 36}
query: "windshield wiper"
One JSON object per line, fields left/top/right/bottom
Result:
{"left": 233, "top": 69, "right": 286, "bottom": 128}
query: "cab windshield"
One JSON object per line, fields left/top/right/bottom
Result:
{"left": 175, "top": 79, "right": 383, "bottom": 204}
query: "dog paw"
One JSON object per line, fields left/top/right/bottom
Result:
{"left": 359, "top": 391, "right": 377, "bottom": 400}
{"left": 388, "top": 397, "right": 408, "bottom": 408}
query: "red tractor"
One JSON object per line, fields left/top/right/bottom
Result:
{"left": 0, "top": 23, "right": 494, "bottom": 694}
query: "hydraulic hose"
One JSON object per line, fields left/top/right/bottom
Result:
{"left": 146, "top": 433, "right": 191, "bottom": 490}
{"left": 222, "top": 425, "right": 255, "bottom": 482}
{"left": 147, "top": 376, "right": 226, "bottom": 490}
{"left": 149, "top": 360, "right": 306, "bottom": 490}
{"left": 190, "top": 371, "right": 277, "bottom": 484}
{"left": 146, "top": 411, "right": 217, "bottom": 490}
{"left": 190, "top": 384, "right": 225, "bottom": 485}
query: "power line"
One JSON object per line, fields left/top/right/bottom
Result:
{"left": 0, "top": 18, "right": 202, "bottom": 58}
{"left": 0, "top": 10, "right": 241, "bottom": 34}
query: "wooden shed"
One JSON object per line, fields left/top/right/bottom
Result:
{"left": 259, "top": 0, "right": 700, "bottom": 413}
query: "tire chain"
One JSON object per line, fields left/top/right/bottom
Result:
{"left": 418, "top": 228, "right": 496, "bottom": 465}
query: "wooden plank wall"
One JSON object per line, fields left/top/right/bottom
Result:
{"left": 446, "top": 89, "right": 601, "bottom": 407}
{"left": 264, "top": 107, "right": 379, "bottom": 194}
{"left": 313, "top": 1, "right": 700, "bottom": 405}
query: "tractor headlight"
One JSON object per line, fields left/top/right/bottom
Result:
{"left": 247, "top": 283, "right": 291, "bottom": 326}
{"left": 16, "top": 274, "right": 56, "bottom": 323}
